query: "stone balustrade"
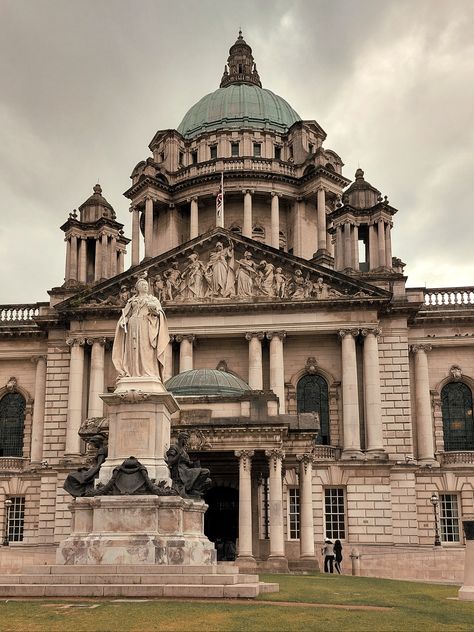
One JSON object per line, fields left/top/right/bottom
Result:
{"left": 174, "top": 156, "right": 296, "bottom": 183}
{"left": 0, "top": 457, "right": 27, "bottom": 472}
{"left": 424, "top": 287, "right": 474, "bottom": 307}
{"left": 0, "top": 303, "right": 46, "bottom": 323}
{"left": 438, "top": 451, "right": 474, "bottom": 465}
{"left": 312, "top": 445, "right": 340, "bottom": 460}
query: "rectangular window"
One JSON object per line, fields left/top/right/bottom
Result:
{"left": 288, "top": 488, "right": 300, "bottom": 539}
{"left": 210, "top": 145, "right": 217, "bottom": 160}
{"left": 308, "top": 143, "right": 314, "bottom": 154}
{"left": 440, "top": 494, "right": 460, "bottom": 542}
{"left": 179, "top": 151, "right": 184, "bottom": 165}
{"left": 253, "top": 143, "right": 261, "bottom": 157}
{"left": 191, "top": 151, "right": 198, "bottom": 164}
{"left": 325, "top": 488, "right": 346, "bottom": 540}
{"left": 231, "top": 142, "right": 240, "bottom": 157}
{"left": 6, "top": 496, "right": 25, "bottom": 542}
{"left": 288, "top": 144, "right": 294, "bottom": 159}
{"left": 274, "top": 146, "right": 281, "bottom": 160}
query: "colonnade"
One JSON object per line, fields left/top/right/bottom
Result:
{"left": 130, "top": 186, "right": 333, "bottom": 261}
{"left": 334, "top": 218, "right": 393, "bottom": 271}
{"left": 64, "top": 233, "right": 125, "bottom": 283}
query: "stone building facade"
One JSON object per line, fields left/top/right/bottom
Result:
{"left": 1, "top": 32, "right": 473, "bottom": 580}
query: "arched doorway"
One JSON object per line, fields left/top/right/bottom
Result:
{"left": 204, "top": 486, "right": 238, "bottom": 560}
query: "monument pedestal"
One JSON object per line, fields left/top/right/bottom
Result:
{"left": 459, "top": 519, "right": 474, "bottom": 601}
{"left": 99, "top": 382, "right": 178, "bottom": 485}
{"left": 57, "top": 495, "right": 216, "bottom": 566}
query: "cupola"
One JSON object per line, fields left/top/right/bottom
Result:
{"left": 220, "top": 30, "right": 262, "bottom": 88}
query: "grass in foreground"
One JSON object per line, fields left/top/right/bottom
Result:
{"left": 1, "top": 573, "right": 473, "bottom": 632}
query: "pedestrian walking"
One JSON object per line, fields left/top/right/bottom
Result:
{"left": 334, "top": 539, "right": 343, "bottom": 574}
{"left": 321, "top": 538, "right": 335, "bottom": 573}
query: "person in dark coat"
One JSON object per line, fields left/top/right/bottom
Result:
{"left": 321, "top": 538, "right": 335, "bottom": 573}
{"left": 334, "top": 539, "right": 343, "bottom": 574}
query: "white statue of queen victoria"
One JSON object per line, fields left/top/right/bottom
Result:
{"left": 112, "top": 274, "right": 169, "bottom": 382}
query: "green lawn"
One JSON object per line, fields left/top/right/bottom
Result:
{"left": 2, "top": 573, "right": 473, "bottom": 632}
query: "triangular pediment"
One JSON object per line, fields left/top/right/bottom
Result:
{"left": 55, "top": 228, "right": 390, "bottom": 313}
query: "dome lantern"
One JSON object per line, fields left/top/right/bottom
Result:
{"left": 220, "top": 30, "right": 262, "bottom": 88}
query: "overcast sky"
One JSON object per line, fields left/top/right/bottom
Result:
{"left": 1, "top": 0, "right": 473, "bottom": 303}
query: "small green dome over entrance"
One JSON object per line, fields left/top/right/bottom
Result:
{"left": 166, "top": 369, "right": 250, "bottom": 396}
{"left": 177, "top": 84, "right": 301, "bottom": 139}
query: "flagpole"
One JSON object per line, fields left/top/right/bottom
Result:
{"left": 216, "top": 171, "right": 224, "bottom": 227}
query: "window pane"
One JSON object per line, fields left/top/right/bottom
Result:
{"left": 288, "top": 488, "right": 300, "bottom": 539}
{"left": 7, "top": 496, "right": 25, "bottom": 542}
{"left": 441, "top": 383, "right": 474, "bottom": 450}
{"left": 440, "top": 494, "right": 460, "bottom": 542}
{"left": 231, "top": 143, "right": 239, "bottom": 157}
{"left": 324, "top": 488, "right": 345, "bottom": 540}
{"left": 297, "top": 375, "right": 330, "bottom": 444}
{"left": 0, "top": 393, "right": 25, "bottom": 457}
{"left": 253, "top": 143, "right": 261, "bottom": 157}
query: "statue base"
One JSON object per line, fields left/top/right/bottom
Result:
{"left": 56, "top": 495, "right": 216, "bottom": 566}
{"left": 99, "top": 387, "right": 179, "bottom": 485}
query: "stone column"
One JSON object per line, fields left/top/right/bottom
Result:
{"left": 459, "top": 520, "right": 474, "bottom": 601}
{"left": 144, "top": 196, "right": 154, "bottom": 259}
{"left": 131, "top": 206, "right": 140, "bottom": 266}
{"left": 411, "top": 344, "right": 436, "bottom": 463}
{"left": 118, "top": 250, "right": 125, "bottom": 274}
{"left": 94, "top": 237, "right": 102, "bottom": 281}
{"left": 297, "top": 454, "right": 316, "bottom": 561}
{"left": 65, "top": 337, "right": 85, "bottom": 455}
{"left": 177, "top": 335, "right": 195, "bottom": 373}
{"left": 385, "top": 222, "right": 392, "bottom": 268}
{"left": 162, "top": 336, "right": 174, "bottom": 383}
{"left": 110, "top": 236, "right": 117, "bottom": 277}
{"left": 352, "top": 224, "right": 359, "bottom": 270}
{"left": 64, "top": 238, "right": 71, "bottom": 281}
{"left": 30, "top": 355, "right": 47, "bottom": 463}
{"left": 343, "top": 222, "right": 352, "bottom": 268}
{"left": 265, "top": 449, "right": 288, "bottom": 570}
{"left": 326, "top": 230, "right": 334, "bottom": 257}
{"left": 101, "top": 233, "right": 108, "bottom": 278}
{"left": 362, "top": 328, "right": 384, "bottom": 455}
{"left": 317, "top": 187, "right": 327, "bottom": 252}
{"left": 368, "top": 223, "right": 378, "bottom": 270}
{"left": 377, "top": 219, "right": 386, "bottom": 269}
{"left": 78, "top": 237, "right": 87, "bottom": 283}
{"left": 335, "top": 225, "right": 343, "bottom": 270}
{"left": 70, "top": 235, "right": 78, "bottom": 281}
{"left": 87, "top": 338, "right": 106, "bottom": 418}
{"left": 267, "top": 331, "right": 286, "bottom": 414}
{"left": 245, "top": 332, "right": 264, "bottom": 390}
{"left": 243, "top": 190, "right": 253, "bottom": 238}
{"left": 235, "top": 450, "right": 256, "bottom": 566}
{"left": 339, "top": 329, "right": 362, "bottom": 458}
{"left": 292, "top": 197, "right": 304, "bottom": 257}
{"left": 271, "top": 192, "right": 280, "bottom": 249}
{"left": 190, "top": 197, "right": 199, "bottom": 239}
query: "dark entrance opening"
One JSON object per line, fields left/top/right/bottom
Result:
{"left": 204, "top": 486, "right": 238, "bottom": 560}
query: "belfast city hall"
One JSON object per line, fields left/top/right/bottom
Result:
{"left": 0, "top": 32, "right": 473, "bottom": 581}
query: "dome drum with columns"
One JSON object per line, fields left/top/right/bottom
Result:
{"left": 0, "top": 32, "right": 473, "bottom": 583}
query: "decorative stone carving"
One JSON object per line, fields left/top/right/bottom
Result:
{"left": 265, "top": 448, "right": 285, "bottom": 470}
{"left": 235, "top": 449, "right": 254, "bottom": 471}
{"left": 450, "top": 365, "right": 463, "bottom": 381}
{"left": 236, "top": 251, "right": 258, "bottom": 297}
{"left": 180, "top": 252, "right": 207, "bottom": 300}
{"left": 90, "top": 456, "right": 175, "bottom": 496}
{"left": 206, "top": 239, "right": 235, "bottom": 298}
{"left": 166, "top": 431, "right": 212, "bottom": 499}
{"left": 79, "top": 416, "right": 109, "bottom": 440}
{"left": 5, "top": 377, "right": 17, "bottom": 392}
{"left": 361, "top": 327, "right": 382, "bottom": 338}
{"left": 296, "top": 453, "right": 315, "bottom": 474}
{"left": 112, "top": 274, "right": 169, "bottom": 381}
{"left": 410, "top": 344, "right": 433, "bottom": 354}
{"left": 63, "top": 435, "right": 108, "bottom": 498}
{"left": 163, "top": 262, "right": 182, "bottom": 301}
{"left": 305, "top": 357, "right": 318, "bottom": 374}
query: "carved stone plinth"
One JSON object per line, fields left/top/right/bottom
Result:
{"left": 459, "top": 519, "right": 474, "bottom": 601}
{"left": 100, "top": 387, "right": 179, "bottom": 485}
{"left": 56, "top": 495, "right": 216, "bottom": 566}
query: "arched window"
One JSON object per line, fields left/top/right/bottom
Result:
{"left": 0, "top": 392, "right": 26, "bottom": 457}
{"left": 441, "top": 382, "right": 474, "bottom": 451}
{"left": 297, "top": 374, "right": 330, "bottom": 444}
{"left": 252, "top": 225, "right": 265, "bottom": 243}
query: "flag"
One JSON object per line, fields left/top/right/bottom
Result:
{"left": 216, "top": 172, "right": 224, "bottom": 227}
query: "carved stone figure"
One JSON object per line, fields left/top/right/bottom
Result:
{"left": 274, "top": 267, "right": 287, "bottom": 298}
{"left": 166, "top": 431, "right": 212, "bottom": 499}
{"left": 153, "top": 274, "right": 166, "bottom": 302}
{"left": 314, "top": 277, "right": 329, "bottom": 300}
{"left": 206, "top": 240, "right": 235, "bottom": 298}
{"left": 163, "top": 262, "right": 182, "bottom": 301}
{"left": 236, "top": 251, "right": 257, "bottom": 297}
{"left": 180, "top": 252, "right": 207, "bottom": 300}
{"left": 63, "top": 435, "right": 108, "bottom": 497}
{"left": 89, "top": 456, "right": 175, "bottom": 496}
{"left": 112, "top": 275, "right": 169, "bottom": 381}
{"left": 259, "top": 260, "right": 275, "bottom": 297}
{"left": 290, "top": 269, "right": 306, "bottom": 299}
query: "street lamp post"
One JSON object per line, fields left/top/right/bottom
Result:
{"left": 2, "top": 499, "right": 13, "bottom": 546}
{"left": 430, "top": 492, "right": 442, "bottom": 546}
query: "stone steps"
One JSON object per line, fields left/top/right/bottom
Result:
{"left": 0, "top": 564, "right": 279, "bottom": 599}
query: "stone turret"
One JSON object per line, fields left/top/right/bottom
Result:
{"left": 220, "top": 30, "right": 262, "bottom": 88}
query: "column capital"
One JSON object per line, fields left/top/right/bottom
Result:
{"left": 30, "top": 354, "right": 47, "bottom": 364}
{"left": 242, "top": 189, "right": 254, "bottom": 195}
{"left": 338, "top": 328, "right": 359, "bottom": 340}
{"left": 175, "top": 334, "right": 196, "bottom": 344}
{"left": 187, "top": 196, "right": 198, "bottom": 203}
{"left": 265, "top": 448, "right": 285, "bottom": 468}
{"left": 271, "top": 191, "right": 281, "bottom": 198}
{"left": 235, "top": 450, "right": 254, "bottom": 471}
{"left": 296, "top": 453, "right": 315, "bottom": 473}
{"left": 86, "top": 336, "right": 107, "bottom": 347}
{"left": 66, "top": 337, "right": 86, "bottom": 347}
{"left": 361, "top": 327, "right": 381, "bottom": 338}
{"left": 245, "top": 331, "right": 265, "bottom": 341}
{"left": 410, "top": 344, "right": 432, "bottom": 354}
{"left": 266, "top": 331, "right": 286, "bottom": 342}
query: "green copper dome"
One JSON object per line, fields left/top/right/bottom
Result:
{"left": 166, "top": 369, "right": 251, "bottom": 397}
{"left": 177, "top": 84, "right": 301, "bottom": 139}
